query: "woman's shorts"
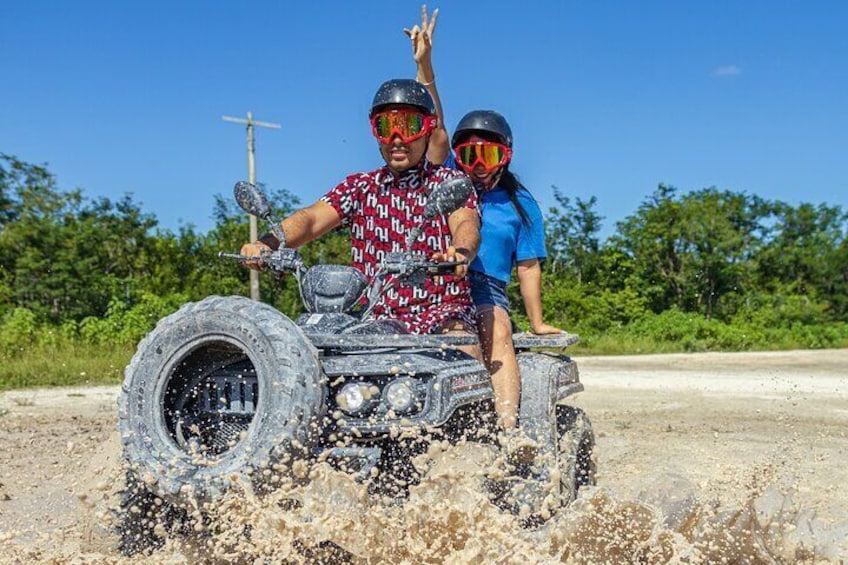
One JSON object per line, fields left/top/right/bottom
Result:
{"left": 469, "top": 271, "right": 510, "bottom": 313}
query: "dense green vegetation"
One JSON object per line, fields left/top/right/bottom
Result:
{"left": 2, "top": 153, "right": 846, "bottom": 389}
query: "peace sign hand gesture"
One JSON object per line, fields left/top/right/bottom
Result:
{"left": 403, "top": 5, "right": 438, "bottom": 83}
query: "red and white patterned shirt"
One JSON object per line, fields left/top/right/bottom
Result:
{"left": 321, "top": 160, "right": 478, "bottom": 334}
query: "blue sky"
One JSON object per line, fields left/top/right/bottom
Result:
{"left": 2, "top": 1, "right": 846, "bottom": 237}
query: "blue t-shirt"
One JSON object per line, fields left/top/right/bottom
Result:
{"left": 445, "top": 154, "right": 547, "bottom": 283}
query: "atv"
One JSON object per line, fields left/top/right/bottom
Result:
{"left": 115, "top": 178, "right": 595, "bottom": 554}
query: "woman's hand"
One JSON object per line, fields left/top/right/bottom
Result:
{"left": 404, "top": 5, "right": 438, "bottom": 82}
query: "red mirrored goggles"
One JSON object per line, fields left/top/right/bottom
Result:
{"left": 370, "top": 109, "right": 438, "bottom": 144}
{"left": 453, "top": 141, "right": 512, "bottom": 173}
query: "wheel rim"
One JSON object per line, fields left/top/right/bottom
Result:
{"left": 160, "top": 337, "right": 260, "bottom": 458}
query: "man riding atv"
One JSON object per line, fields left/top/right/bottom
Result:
{"left": 240, "top": 78, "right": 481, "bottom": 360}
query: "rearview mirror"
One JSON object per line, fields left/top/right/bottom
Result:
{"left": 234, "top": 181, "right": 272, "bottom": 220}
{"left": 404, "top": 176, "right": 475, "bottom": 251}
{"left": 423, "top": 176, "right": 474, "bottom": 219}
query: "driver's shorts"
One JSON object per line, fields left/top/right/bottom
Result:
{"left": 469, "top": 270, "right": 510, "bottom": 313}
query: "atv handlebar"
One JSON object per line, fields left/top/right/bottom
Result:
{"left": 379, "top": 251, "right": 468, "bottom": 277}
{"left": 221, "top": 248, "right": 468, "bottom": 320}
{"left": 218, "top": 248, "right": 305, "bottom": 276}
{"left": 220, "top": 249, "right": 466, "bottom": 278}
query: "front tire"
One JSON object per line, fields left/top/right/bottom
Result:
{"left": 118, "top": 295, "right": 325, "bottom": 504}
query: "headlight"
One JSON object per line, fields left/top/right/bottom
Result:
{"left": 384, "top": 378, "right": 417, "bottom": 414}
{"left": 336, "top": 382, "right": 377, "bottom": 416}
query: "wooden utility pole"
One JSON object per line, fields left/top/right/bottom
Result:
{"left": 222, "top": 112, "right": 281, "bottom": 301}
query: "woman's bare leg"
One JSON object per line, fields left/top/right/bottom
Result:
{"left": 476, "top": 305, "right": 519, "bottom": 429}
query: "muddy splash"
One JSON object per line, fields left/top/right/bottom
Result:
{"left": 4, "top": 440, "right": 847, "bottom": 564}
{"left": 1, "top": 351, "right": 846, "bottom": 564}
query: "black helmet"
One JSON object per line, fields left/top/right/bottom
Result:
{"left": 451, "top": 110, "right": 513, "bottom": 148}
{"left": 370, "top": 79, "right": 436, "bottom": 117}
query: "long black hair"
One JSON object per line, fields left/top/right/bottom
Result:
{"left": 454, "top": 130, "right": 533, "bottom": 227}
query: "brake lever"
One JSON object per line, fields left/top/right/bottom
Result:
{"left": 218, "top": 252, "right": 262, "bottom": 264}
{"left": 421, "top": 258, "right": 469, "bottom": 274}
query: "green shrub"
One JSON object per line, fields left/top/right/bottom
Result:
{"left": 79, "top": 293, "right": 187, "bottom": 346}
{"left": 0, "top": 307, "right": 39, "bottom": 353}
{"left": 511, "top": 279, "right": 648, "bottom": 335}
{"left": 732, "top": 292, "right": 830, "bottom": 329}
{"left": 574, "top": 308, "right": 848, "bottom": 355}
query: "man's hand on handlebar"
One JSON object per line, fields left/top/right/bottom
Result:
{"left": 239, "top": 241, "right": 273, "bottom": 271}
{"left": 430, "top": 245, "right": 470, "bottom": 278}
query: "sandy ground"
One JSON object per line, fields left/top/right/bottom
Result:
{"left": 0, "top": 349, "right": 846, "bottom": 563}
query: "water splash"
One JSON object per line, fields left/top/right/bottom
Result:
{"left": 2, "top": 441, "right": 846, "bottom": 563}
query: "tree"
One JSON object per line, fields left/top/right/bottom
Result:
{"left": 1, "top": 154, "right": 171, "bottom": 321}
{"left": 0, "top": 153, "right": 84, "bottom": 320}
{"left": 613, "top": 184, "right": 767, "bottom": 319}
{"left": 829, "top": 236, "right": 848, "bottom": 317}
{"left": 545, "top": 186, "right": 603, "bottom": 284}
{"left": 612, "top": 184, "right": 686, "bottom": 313}
{"left": 754, "top": 201, "right": 847, "bottom": 305}
{"left": 677, "top": 188, "right": 766, "bottom": 319}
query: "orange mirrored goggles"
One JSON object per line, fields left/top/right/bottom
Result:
{"left": 453, "top": 141, "right": 512, "bottom": 173}
{"left": 370, "top": 109, "right": 437, "bottom": 144}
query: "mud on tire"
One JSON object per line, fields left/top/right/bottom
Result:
{"left": 514, "top": 352, "right": 595, "bottom": 518}
{"left": 556, "top": 405, "right": 596, "bottom": 504}
{"left": 118, "top": 295, "right": 325, "bottom": 506}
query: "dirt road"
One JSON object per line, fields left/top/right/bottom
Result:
{"left": 1, "top": 349, "right": 846, "bottom": 563}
